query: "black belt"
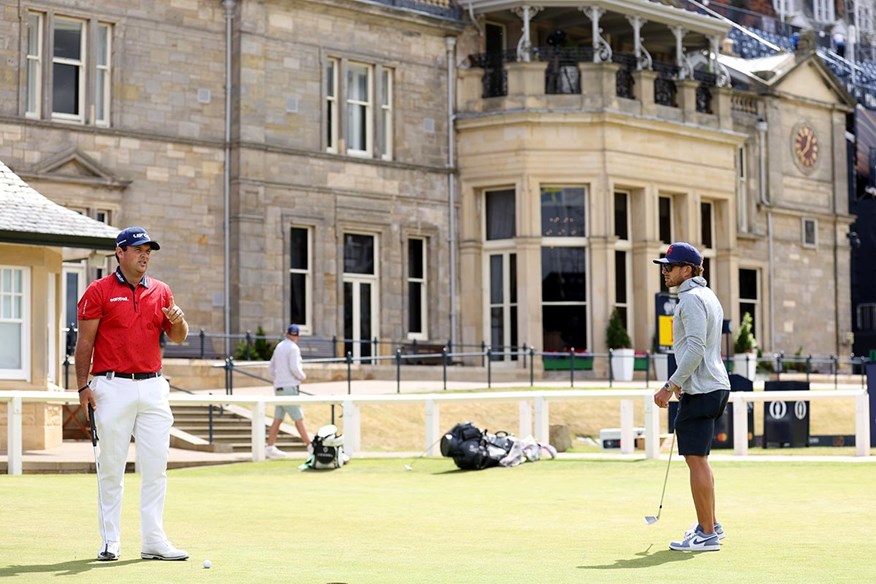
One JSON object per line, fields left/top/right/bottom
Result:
{"left": 93, "top": 371, "right": 161, "bottom": 380}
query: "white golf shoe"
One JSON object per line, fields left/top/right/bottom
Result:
{"left": 141, "top": 540, "right": 189, "bottom": 561}
{"left": 97, "top": 541, "right": 120, "bottom": 561}
{"left": 265, "top": 445, "right": 287, "bottom": 459}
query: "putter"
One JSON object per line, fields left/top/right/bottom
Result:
{"left": 644, "top": 430, "right": 676, "bottom": 525}
{"left": 89, "top": 405, "right": 109, "bottom": 555}
{"left": 403, "top": 435, "right": 445, "bottom": 471}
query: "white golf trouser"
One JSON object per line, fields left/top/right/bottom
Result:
{"left": 91, "top": 375, "right": 173, "bottom": 548}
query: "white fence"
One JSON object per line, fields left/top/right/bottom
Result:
{"left": 1, "top": 388, "right": 870, "bottom": 474}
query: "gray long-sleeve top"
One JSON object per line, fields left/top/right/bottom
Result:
{"left": 668, "top": 276, "right": 731, "bottom": 394}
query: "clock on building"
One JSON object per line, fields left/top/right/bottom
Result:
{"left": 794, "top": 125, "right": 819, "bottom": 168}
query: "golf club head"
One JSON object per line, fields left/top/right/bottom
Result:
{"left": 644, "top": 515, "right": 659, "bottom": 525}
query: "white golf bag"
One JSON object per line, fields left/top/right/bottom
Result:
{"left": 306, "top": 424, "right": 346, "bottom": 470}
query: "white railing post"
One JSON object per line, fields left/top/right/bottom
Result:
{"left": 519, "top": 400, "right": 532, "bottom": 438}
{"left": 251, "top": 400, "right": 266, "bottom": 462}
{"left": 343, "top": 400, "right": 361, "bottom": 455}
{"left": 732, "top": 394, "right": 748, "bottom": 456}
{"left": 533, "top": 396, "right": 549, "bottom": 444}
{"left": 620, "top": 399, "right": 634, "bottom": 454}
{"left": 425, "top": 399, "right": 440, "bottom": 455}
{"left": 643, "top": 395, "right": 660, "bottom": 459}
{"left": 8, "top": 396, "right": 22, "bottom": 475}
{"left": 855, "top": 391, "right": 870, "bottom": 457}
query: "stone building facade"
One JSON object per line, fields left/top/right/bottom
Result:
{"left": 0, "top": 0, "right": 856, "bottom": 389}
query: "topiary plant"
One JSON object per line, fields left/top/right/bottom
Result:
{"left": 733, "top": 312, "right": 758, "bottom": 354}
{"left": 606, "top": 308, "right": 632, "bottom": 350}
{"left": 233, "top": 325, "right": 276, "bottom": 361}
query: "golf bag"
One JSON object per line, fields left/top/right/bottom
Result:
{"left": 307, "top": 424, "right": 345, "bottom": 470}
{"left": 440, "top": 422, "right": 515, "bottom": 470}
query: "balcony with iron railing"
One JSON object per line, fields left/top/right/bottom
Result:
{"left": 460, "top": 47, "right": 744, "bottom": 130}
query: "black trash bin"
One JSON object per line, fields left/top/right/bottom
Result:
{"left": 763, "top": 380, "right": 810, "bottom": 448}
{"left": 712, "top": 374, "right": 755, "bottom": 449}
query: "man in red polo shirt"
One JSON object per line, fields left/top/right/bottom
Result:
{"left": 75, "top": 226, "right": 189, "bottom": 562}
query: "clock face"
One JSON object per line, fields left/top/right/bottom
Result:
{"left": 794, "top": 125, "right": 818, "bottom": 168}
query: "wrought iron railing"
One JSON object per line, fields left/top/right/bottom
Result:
{"left": 612, "top": 53, "right": 637, "bottom": 99}
{"left": 653, "top": 61, "right": 679, "bottom": 107}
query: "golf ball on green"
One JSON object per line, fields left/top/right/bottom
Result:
{"left": 203, "top": 559, "right": 212, "bottom": 569}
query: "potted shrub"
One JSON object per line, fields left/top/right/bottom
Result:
{"left": 732, "top": 312, "right": 758, "bottom": 380}
{"left": 606, "top": 309, "right": 634, "bottom": 381}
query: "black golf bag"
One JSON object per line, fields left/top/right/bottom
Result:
{"left": 440, "top": 422, "right": 515, "bottom": 470}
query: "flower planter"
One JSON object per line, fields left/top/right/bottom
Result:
{"left": 610, "top": 348, "right": 635, "bottom": 381}
{"left": 733, "top": 353, "right": 757, "bottom": 380}
{"left": 543, "top": 355, "right": 594, "bottom": 370}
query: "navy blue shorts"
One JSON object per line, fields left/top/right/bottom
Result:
{"left": 674, "top": 390, "right": 730, "bottom": 456}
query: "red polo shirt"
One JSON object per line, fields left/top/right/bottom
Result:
{"left": 77, "top": 268, "right": 174, "bottom": 374}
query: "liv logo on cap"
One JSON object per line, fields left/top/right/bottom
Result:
{"left": 116, "top": 227, "right": 161, "bottom": 250}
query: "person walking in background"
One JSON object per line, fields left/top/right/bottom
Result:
{"left": 75, "top": 226, "right": 189, "bottom": 562}
{"left": 266, "top": 324, "right": 311, "bottom": 459}
{"left": 652, "top": 242, "right": 731, "bottom": 552}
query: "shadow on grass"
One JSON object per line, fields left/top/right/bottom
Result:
{"left": 0, "top": 558, "right": 140, "bottom": 577}
{"left": 580, "top": 546, "right": 696, "bottom": 570}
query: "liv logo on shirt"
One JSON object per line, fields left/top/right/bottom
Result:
{"left": 109, "top": 296, "right": 129, "bottom": 303}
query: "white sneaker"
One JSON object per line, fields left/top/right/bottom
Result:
{"left": 97, "top": 541, "right": 120, "bottom": 561}
{"left": 141, "top": 540, "right": 189, "bottom": 561}
{"left": 685, "top": 521, "right": 726, "bottom": 540}
{"left": 669, "top": 528, "right": 720, "bottom": 552}
{"left": 265, "top": 444, "right": 287, "bottom": 459}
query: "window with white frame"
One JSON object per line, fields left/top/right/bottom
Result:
{"left": 802, "top": 217, "right": 817, "bottom": 248}
{"left": 325, "top": 59, "right": 393, "bottom": 160}
{"left": 346, "top": 62, "right": 373, "bottom": 156}
{"left": 407, "top": 238, "right": 427, "bottom": 339}
{"left": 95, "top": 22, "right": 111, "bottom": 125}
{"left": 658, "top": 195, "right": 673, "bottom": 244}
{"left": 289, "top": 227, "right": 311, "bottom": 333}
{"left": 739, "top": 268, "right": 760, "bottom": 343}
{"left": 861, "top": 3, "right": 875, "bottom": 35}
{"left": 25, "top": 12, "right": 112, "bottom": 125}
{"left": 378, "top": 68, "right": 393, "bottom": 161}
{"left": 0, "top": 267, "right": 30, "bottom": 380}
{"left": 701, "top": 200, "right": 716, "bottom": 286}
{"left": 25, "top": 13, "right": 42, "bottom": 117}
{"left": 813, "top": 0, "right": 834, "bottom": 22}
{"left": 737, "top": 145, "right": 749, "bottom": 232}
{"left": 614, "top": 192, "right": 631, "bottom": 330}
{"left": 541, "top": 186, "right": 588, "bottom": 353}
{"left": 325, "top": 58, "right": 338, "bottom": 153}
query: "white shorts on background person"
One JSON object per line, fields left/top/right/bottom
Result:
{"left": 91, "top": 374, "right": 173, "bottom": 551}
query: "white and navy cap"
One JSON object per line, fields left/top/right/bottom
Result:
{"left": 116, "top": 226, "right": 160, "bottom": 250}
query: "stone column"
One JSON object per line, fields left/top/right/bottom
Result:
{"left": 458, "top": 68, "right": 484, "bottom": 113}
{"left": 633, "top": 69, "right": 658, "bottom": 117}
{"left": 579, "top": 62, "right": 621, "bottom": 110}
{"left": 677, "top": 79, "right": 699, "bottom": 121}
{"left": 505, "top": 61, "right": 548, "bottom": 109}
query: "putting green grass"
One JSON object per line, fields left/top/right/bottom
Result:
{"left": 1, "top": 458, "right": 873, "bottom": 583}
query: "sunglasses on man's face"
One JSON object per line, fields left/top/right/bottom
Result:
{"left": 661, "top": 263, "right": 688, "bottom": 273}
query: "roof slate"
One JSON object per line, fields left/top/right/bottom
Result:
{"left": 0, "top": 159, "right": 119, "bottom": 249}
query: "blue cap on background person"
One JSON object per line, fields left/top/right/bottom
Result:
{"left": 652, "top": 242, "right": 702, "bottom": 266}
{"left": 116, "top": 226, "right": 161, "bottom": 250}
{"left": 287, "top": 324, "right": 301, "bottom": 336}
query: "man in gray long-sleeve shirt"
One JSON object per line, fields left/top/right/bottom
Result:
{"left": 266, "top": 324, "right": 310, "bottom": 459}
{"left": 653, "top": 242, "right": 730, "bottom": 553}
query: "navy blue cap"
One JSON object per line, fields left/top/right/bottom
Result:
{"left": 116, "top": 226, "right": 160, "bottom": 250}
{"left": 286, "top": 324, "right": 301, "bottom": 336}
{"left": 653, "top": 242, "right": 702, "bottom": 266}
